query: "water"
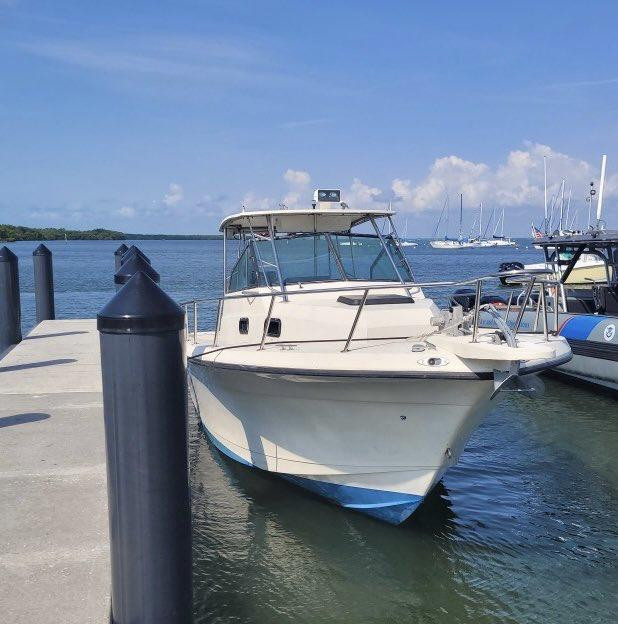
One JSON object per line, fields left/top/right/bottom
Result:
{"left": 7, "top": 239, "right": 618, "bottom": 623}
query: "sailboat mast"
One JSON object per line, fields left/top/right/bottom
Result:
{"left": 459, "top": 194, "right": 463, "bottom": 241}
{"left": 479, "top": 202, "right": 483, "bottom": 238}
{"left": 558, "top": 179, "right": 565, "bottom": 234}
{"left": 564, "top": 188, "right": 572, "bottom": 231}
{"left": 543, "top": 156, "right": 548, "bottom": 232}
{"left": 596, "top": 154, "right": 607, "bottom": 226}
{"left": 501, "top": 207, "right": 505, "bottom": 238}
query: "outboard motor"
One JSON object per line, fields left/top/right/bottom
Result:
{"left": 498, "top": 261, "right": 524, "bottom": 285}
{"left": 451, "top": 288, "right": 476, "bottom": 312}
{"left": 451, "top": 288, "right": 508, "bottom": 312}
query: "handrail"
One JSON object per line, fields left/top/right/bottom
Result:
{"left": 182, "top": 271, "right": 562, "bottom": 348}
{"left": 179, "top": 274, "right": 528, "bottom": 306}
{"left": 342, "top": 289, "right": 369, "bottom": 352}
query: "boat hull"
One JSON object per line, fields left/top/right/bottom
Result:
{"left": 189, "top": 361, "right": 495, "bottom": 524}
{"left": 481, "top": 311, "right": 618, "bottom": 392}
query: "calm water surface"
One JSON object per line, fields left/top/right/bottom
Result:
{"left": 8, "top": 239, "right": 618, "bottom": 623}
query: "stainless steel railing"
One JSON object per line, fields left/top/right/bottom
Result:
{"left": 181, "top": 271, "right": 560, "bottom": 352}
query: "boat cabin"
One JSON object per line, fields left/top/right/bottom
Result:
{"left": 221, "top": 189, "right": 415, "bottom": 294}
{"left": 213, "top": 189, "right": 437, "bottom": 346}
{"left": 536, "top": 230, "right": 618, "bottom": 314}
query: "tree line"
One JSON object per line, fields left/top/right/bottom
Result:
{"left": 0, "top": 224, "right": 125, "bottom": 242}
{"left": 0, "top": 224, "right": 222, "bottom": 242}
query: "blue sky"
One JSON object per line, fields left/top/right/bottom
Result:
{"left": 1, "top": 1, "right": 617, "bottom": 235}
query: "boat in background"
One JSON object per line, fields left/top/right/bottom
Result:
{"left": 430, "top": 194, "right": 476, "bottom": 249}
{"left": 491, "top": 156, "right": 618, "bottom": 391}
{"left": 399, "top": 217, "right": 418, "bottom": 247}
{"left": 468, "top": 204, "right": 516, "bottom": 248}
{"left": 499, "top": 155, "right": 607, "bottom": 284}
{"left": 185, "top": 188, "right": 571, "bottom": 524}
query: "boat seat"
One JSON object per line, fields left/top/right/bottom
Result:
{"left": 337, "top": 294, "right": 414, "bottom": 306}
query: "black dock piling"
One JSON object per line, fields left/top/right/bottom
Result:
{"left": 33, "top": 243, "right": 55, "bottom": 323}
{"left": 120, "top": 244, "right": 150, "bottom": 266}
{"left": 114, "top": 254, "right": 160, "bottom": 291}
{"left": 0, "top": 246, "right": 22, "bottom": 354}
{"left": 114, "top": 243, "right": 129, "bottom": 271}
{"left": 97, "top": 271, "right": 192, "bottom": 624}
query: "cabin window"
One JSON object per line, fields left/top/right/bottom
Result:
{"left": 333, "top": 235, "right": 412, "bottom": 281}
{"left": 227, "top": 232, "right": 412, "bottom": 291}
{"left": 266, "top": 318, "right": 281, "bottom": 337}
{"left": 239, "top": 318, "right": 249, "bottom": 334}
{"left": 228, "top": 243, "right": 270, "bottom": 292}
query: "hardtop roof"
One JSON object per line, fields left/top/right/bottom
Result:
{"left": 535, "top": 229, "right": 618, "bottom": 246}
{"left": 220, "top": 208, "right": 395, "bottom": 233}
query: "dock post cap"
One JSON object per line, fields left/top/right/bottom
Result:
{"left": 32, "top": 243, "right": 52, "bottom": 256}
{"left": 0, "top": 246, "right": 18, "bottom": 262}
{"left": 114, "top": 243, "right": 129, "bottom": 256}
{"left": 121, "top": 245, "right": 151, "bottom": 265}
{"left": 98, "top": 271, "right": 184, "bottom": 334}
{"left": 114, "top": 254, "right": 160, "bottom": 285}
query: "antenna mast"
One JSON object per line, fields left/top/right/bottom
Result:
{"left": 596, "top": 154, "right": 607, "bottom": 226}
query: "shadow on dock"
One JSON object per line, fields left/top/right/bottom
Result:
{"left": 24, "top": 331, "right": 89, "bottom": 340}
{"left": 0, "top": 412, "right": 51, "bottom": 428}
{"left": 0, "top": 358, "right": 77, "bottom": 373}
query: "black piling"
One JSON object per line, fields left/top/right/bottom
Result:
{"left": 120, "top": 244, "right": 151, "bottom": 266}
{"left": 114, "top": 254, "right": 160, "bottom": 291}
{"left": 33, "top": 243, "right": 55, "bottom": 323}
{"left": 0, "top": 246, "right": 22, "bottom": 354}
{"left": 97, "top": 271, "right": 192, "bottom": 624}
{"left": 114, "top": 243, "right": 129, "bottom": 271}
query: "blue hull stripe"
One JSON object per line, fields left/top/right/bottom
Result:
{"left": 204, "top": 427, "right": 423, "bottom": 525}
{"left": 559, "top": 315, "right": 605, "bottom": 340}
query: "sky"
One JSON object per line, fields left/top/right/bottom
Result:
{"left": 1, "top": 1, "right": 618, "bottom": 236}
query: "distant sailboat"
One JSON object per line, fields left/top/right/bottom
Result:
{"left": 430, "top": 194, "right": 475, "bottom": 249}
{"left": 399, "top": 217, "right": 418, "bottom": 247}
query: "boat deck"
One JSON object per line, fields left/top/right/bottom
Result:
{"left": 0, "top": 320, "right": 109, "bottom": 624}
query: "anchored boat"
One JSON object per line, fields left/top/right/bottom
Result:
{"left": 185, "top": 189, "right": 571, "bottom": 524}
{"left": 493, "top": 230, "right": 618, "bottom": 392}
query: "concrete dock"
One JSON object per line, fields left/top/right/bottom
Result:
{"left": 0, "top": 320, "right": 109, "bottom": 623}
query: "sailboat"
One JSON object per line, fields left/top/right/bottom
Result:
{"left": 467, "top": 204, "right": 515, "bottom": 248}
{"left": 399, "top": 217, "right": 418, "bottom": 247}
{"left": 429, "top": 194, "right": 475, "bottom": 249}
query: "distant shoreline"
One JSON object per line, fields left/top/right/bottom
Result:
{"left": 0, "top": 224, "right": 222, "bottom": 242}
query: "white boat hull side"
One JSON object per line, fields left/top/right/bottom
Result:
{"left": 481, "top": 311, "right": 618, "bottom": 391}
{"left": 189, "top": 363, "right": 495, "bottom": 524}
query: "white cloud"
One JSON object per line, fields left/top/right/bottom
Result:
{"left": 401, "top": 143, "right": 601, "bottom": 213}
{"left": 117, "top": 205, "right": 136, "bottom": 218}
{"left": 346, "top": 178, "right": 385, "bottom": 209}
{"left": 392, "top": 178, "right": 412, "bottom": 202}
{"left": 163, "top": 182, "right": 183, "bottom": 207}
{"left": 283, "top": 169, "right": 311, "bottom": 188}
{"left": 241, "top": 192, "right": 271, "bottom": 212}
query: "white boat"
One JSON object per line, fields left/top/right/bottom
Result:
{"left": 400, "top": 218, "right": 418, "bottom": 247}
{"left": 429, "top": 238, "right": 476, "bottom": 249}
{"left": 466, "top": 205, "right": 516, "bottom": 249}
{"left": 491, "top": 156, "right": 618, "bottom": 392}
{"left": 429, "top": 194, "right": 476, "bottom": 249}
{"left": 185, "top": 188, "right": 571, "bottom": 524}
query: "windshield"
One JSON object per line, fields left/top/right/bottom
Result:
{"left": 227, "top": 233, "right": 412, "bottom": 291}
